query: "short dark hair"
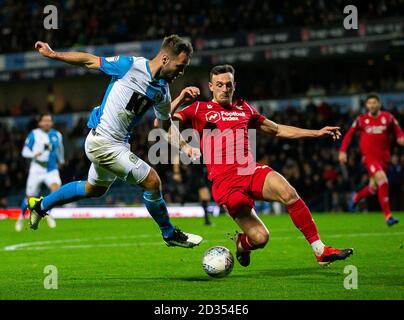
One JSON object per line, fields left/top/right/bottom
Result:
{"left": 365, "top": 92, "right": 381, "bottom": 103}
{"left": 160, "top": 34, "right": 193, "bottom": 57}
{"left": 209, "top": 64, "right": 235, "bottom": 81}
{"left": 38, "top": 113, "right": 52, "bottom": 122}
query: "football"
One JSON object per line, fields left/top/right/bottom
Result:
{"left": 202, "top": 246, "right": 234, "bottom": 278}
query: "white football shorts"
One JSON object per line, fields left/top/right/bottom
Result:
{"left": 26, "top": 167, "right": 62, "bottom": 196}
{"left": 84, "top": 130, "right": 151, "bottom": 187}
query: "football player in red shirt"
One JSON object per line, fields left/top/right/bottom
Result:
{"left": 339, "top": 93, "right": 404, "bottom": 226}
{"left": 172, "top": 65, "right": 353, "bottom": 267}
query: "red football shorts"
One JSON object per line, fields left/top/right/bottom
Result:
{"left": 363, "top": 158, "right": 388, "bottom": 177}
{"left": 211, "top": 163, "right": 273, "bottom": 218}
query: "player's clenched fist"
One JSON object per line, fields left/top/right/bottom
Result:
{"left": 182, "top": 145, "right": 201, "bottom": 161}
{"left": 34, "top": 41, "right": 55, "bottom": 58}
{"left": 338, "top": 151, "right": 347, "bottom": 164}
{"left": 179, "top": 86, "right": 200, "bottom": 104}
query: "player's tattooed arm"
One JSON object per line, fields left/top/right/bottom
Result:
{"left": 170, "top": 87, "right": 200, "bottom": 115}
{"left": 258, "top": 118, "right": 341, "bottom": 140}
{"left": 34, "top": 41, "right": 100, "bottom": 69}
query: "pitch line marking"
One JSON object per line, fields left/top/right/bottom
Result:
{"left": 3, "top": 231, "right": 403, "bottom": 252}
{"left": 3, "top": 234, "right": 157, "bottom": 251}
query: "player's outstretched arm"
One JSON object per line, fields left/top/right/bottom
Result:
{"left": 34, "top": 41, "right": 100, "bottom": 69}
{"left": 258, "top": 118, "right": 341, "bottom": 140}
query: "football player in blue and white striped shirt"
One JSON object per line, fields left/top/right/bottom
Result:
{"left": 16, "top": 113, "right": 64, "bottom": 231}
{"left": 29, "top": 35, "right": 202, "bottom": 248}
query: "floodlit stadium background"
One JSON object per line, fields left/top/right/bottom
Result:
{"left": 0, "top": 0, "right": 403, "bottom": 219}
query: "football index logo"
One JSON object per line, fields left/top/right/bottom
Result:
{"left": 206, "top": 111, "right": 221, "bottom": 123}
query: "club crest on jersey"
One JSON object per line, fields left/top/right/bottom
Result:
{"left": 129, "top": 154, "right": 138, "bottom": 164}
{"left": 153, "top": 91, "right": 163, "bottom": 102}
{"left": 365, "top": 125, "right": 386, "bottom": 134}
{"left": 106, "top": 56, "right": 119, "bottom": 62}
{"left": 207, "top": 104, "right": 213, "bottom": 109}
{"left": 206, "top": 111, "right": 221, "bottom": 123}
{"left": 381, "top": 117, "right": 386, "bottom": 125}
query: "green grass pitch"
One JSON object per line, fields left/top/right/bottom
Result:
{"left": 0, "top": 213, "right": 403, "bottom": 300}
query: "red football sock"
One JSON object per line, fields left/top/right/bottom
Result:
{"left": 353, "top": 185, "right": 376, "bottom": 203}
{"left": 237, "top": 233, "right": 254, "bottom": 251}
{"left": 377, "top": 182, "right": 391, "bottom": 220}
{"left": 287, "top": 198, "right": 320, "bottom": 244}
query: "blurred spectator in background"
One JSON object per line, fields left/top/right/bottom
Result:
{"left": 388, "top": 154, "right": 403, "bottom": 211}
{"left": 306, "top": 84, "right": 326, "bottom": 97}
{"left": 0, "top": 100, "right": 402, "bottom": 211}
{"left": 1, "top": 0, "right": 403, "bottom": 54}
{"left": 0, "top": 163, "right": 11, "bottom": 208}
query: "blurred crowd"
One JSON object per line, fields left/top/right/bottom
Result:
{"left": 2, "top": 65, "right": 404, "bottom": 117}
{"left": 1, "top": 0, "right": 403, "bottom": 54}
{"left": 1, "top": 100, "right": 403, "bottom": 211}
{"left": 255, "top": 102, "right": 404, "bottom": 211}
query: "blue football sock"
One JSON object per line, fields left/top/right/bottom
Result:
{"left": 20, "top": 198, "right": 28, "bottom": 218}
{"left": 41, "top": 181, "right": 88, "bottom": 212}
{"left": 143, "top": 191, "right": 174, "bottom": 238}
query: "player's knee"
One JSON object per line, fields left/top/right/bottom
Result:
{"left": 375, "top": 172, "right": 388, "bottom": 185}
{"left": 88, "top": 188, "right": 108, "bottom": 198}
{"left": 146, "top": 175, "right": 161, "bottom": 191}
{"left": 140, "top": 169, "right": 162, "bottom": 191}
{"left": 280, "top": 187, "right": 299, "bottom": 206}
{"left": 250, "top": 229, "right": 270, "bottom": 249}
{"left": 85, "top": 183, "right": 108, "bottom": 197}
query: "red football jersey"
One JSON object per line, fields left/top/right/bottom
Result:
{"left": 175, "top": 99, "right": 266, "bottom": 181}
{"left": 340, "top": 111, "right": 404, "bottom": 162}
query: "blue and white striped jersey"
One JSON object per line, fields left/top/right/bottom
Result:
{"left": 22, "top": 128, "right": 64, "bottom": 172}
{"left": 87, "top": 56, "right": 171, "bottom": 142}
